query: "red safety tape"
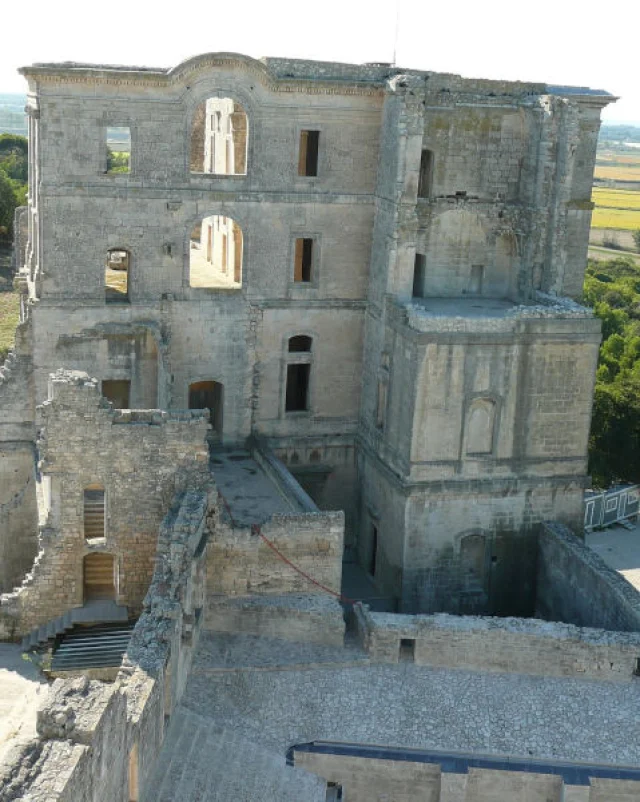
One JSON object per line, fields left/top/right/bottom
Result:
{"left": 218, "top": 490, "right": 355, "bottom": 604}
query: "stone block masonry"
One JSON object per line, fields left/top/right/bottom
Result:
{"left": 0, "top": 485, "right": 213, "bottom": 801}
{"left": 0, "top": 369, "right": 210, "bottom": 638}
{"left": 354, "top": 604, "right": 640, "bottom": 682}
{"left": 537, "top": 521, "right": 640, "bottom": 632}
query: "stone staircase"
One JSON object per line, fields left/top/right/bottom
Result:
{"left": 50, "top": 621, "right": 134, "bottom": 673}
{"left": 20, "top": 601, "right": 129, "bottom": 650}
{"left": 141, "top": 708, "right": 327, "bottom": 802}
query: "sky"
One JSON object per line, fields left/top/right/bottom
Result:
{"left": 1, "top": 0, "right": 637, "bottom": 122}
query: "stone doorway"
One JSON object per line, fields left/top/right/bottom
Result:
{"left": 83, "top": 553, "right": 117, "bottom": 603}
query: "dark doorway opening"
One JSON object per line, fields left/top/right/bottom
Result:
{"left": 412, "top": 253, "right": 426, "bottom": 298}
{"left": 83, "top": 553, "right": 116, "bottom": 602}
{"left": 189, "top": 381, "right": 224, "bottom": 440}
{"left": 369, "top": 523, "right": 378, "bottom": 577}
{"left": 286, "top": 364, "right": 310, "bottom": 412}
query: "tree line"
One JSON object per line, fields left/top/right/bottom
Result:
{"left": 585, "top": 256, "right": 640, "bottom": 487}
{"left": 0, "top": 134, "right": 27, "bottom": 241}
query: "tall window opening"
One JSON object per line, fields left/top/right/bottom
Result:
{"left": 189, "top": 380, "right": 224, "bottom": 440}
{"left": 326, "top": 783, "right": 343, "bottom": 802}
{"left": 369, "top": 523, "right": 378, "bottom": 577}
{"left": 412, "top": 253, "right": 426, "bottom": 298}
{"left": 285, "top": 335, "right": 313, "bottom": 413}
{"left": 190, "top": 98, "right": 248, "bottom": 175}
{"left": 105, "top": 248, "right": 130, "bottom": 302}
{"left": 294, "top": 238, "right": 314, "bottom": 283}
{"left": 84, "top": 487, "right": 105, "bottom": 542}
{"left": 102, "top": 380, "right": 130, "bottom": 409}
{"left": 298, "top": 130, "right": 320, "bottom": 177}
{"left": 418, "top": 149, "right": 433, "bottom": 198}
{"left": 105, "top": 127, "right": 130, "bottom": 174}
{"left": 468, "top": 265, "right": 484, "bottom": 295}
{"left": 376, "top": 353, "right": 390, "bottom": 430}
{"left": 460, "top": 533, "right": 487, "bottom": 591}
{"left": 83, "top": 552, "right": 116, "bottom": 602}
{"left": 190, "top": 216, "right": 243, "bottom": 288}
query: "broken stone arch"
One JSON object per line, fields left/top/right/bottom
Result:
{"left": 187, "top": 86, "right": 253, "bottom": 176}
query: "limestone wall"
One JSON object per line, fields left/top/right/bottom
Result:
{"left": 0, "top": 369, "right": 210, "bottom": 637}
{"left": 537, "top": 521, "right": 640, "bottom": 632}
{"left": 0, "top": 487, "right": 212, "bottom": 802}
{"left": 206, "top": 510, "right": 344, "bottom": 596}
{"left": 0, "top": 306, "right": 38, "bottom": 593}
{"left": 354, "top": 604, "right": 640, "bottom": 682}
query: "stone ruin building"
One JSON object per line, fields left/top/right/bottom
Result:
{"left": 1, "top": 52, "right": 640, "bottom": 801}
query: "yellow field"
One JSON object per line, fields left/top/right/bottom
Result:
{"left": 0, "top": 289, "right": 19, "bottom": 361}
{"left": 592, "top": 188, "right": 640, "bottom": 210}
{"left": 594, "top": 164, "right": 640, "bottom": 181}
{"left": 591, "top": 206, "right": 640, "bottom": 230}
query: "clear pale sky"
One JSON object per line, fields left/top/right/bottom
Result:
{"left": 1, "top": 0, "right": 637, "bottom": 122}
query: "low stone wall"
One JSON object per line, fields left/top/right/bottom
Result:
{"left": 537, "top": 521, "right": 640, "bottom": 632}
{"left": 0, "top": 487, "right": 214, "bottom": 802}
{"left": 354, "top": 604, "right": 640, "bottom": 681}
{"left": 207, "top": 511, "right": 344, "bottom": 596}
{"left": 206, "top": 593, "right": 345, "bottom": 646}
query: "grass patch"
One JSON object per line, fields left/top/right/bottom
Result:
{"left": 591, "top": 206, "right": 640, "bottom": 231}
{"left": 594, "top": 164, "right": 640, "bottom": 181}
{"left": 592, "top": 187, "right": 640, "bottom": 211}
{"left": 0, "top": 289, "right": 20, "bottom": 362}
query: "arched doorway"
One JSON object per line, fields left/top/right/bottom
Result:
{"left": 83, "top": 552, "right": 117, "bottom": 602}
{"left": 189, "top": 381, "right": 224, "bottom": 441}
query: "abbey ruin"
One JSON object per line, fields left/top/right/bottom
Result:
{"left": 1, "top": 53, "right": 640, "bottom": 801}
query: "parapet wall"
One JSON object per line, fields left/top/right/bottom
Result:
{"left": 0, "top": 487, "right": 214, "bottom": 802}
{"left": 354, "top": 604, "right": 640, "bottom": 682}
{"left": 537, "top": 521, "right": 640, "bottom": 632}
{"left": 206, "top": 511, "right": 344, "bottom": 596}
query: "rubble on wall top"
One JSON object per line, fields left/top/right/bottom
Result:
{"left": 17, "top": 53, "right": 615, "bottom": 102}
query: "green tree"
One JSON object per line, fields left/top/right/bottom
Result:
{"left": 0, "top": 169, "right": 16, "bottom": 240}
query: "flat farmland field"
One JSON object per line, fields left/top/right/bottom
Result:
{"left": 592, "top": 188, "right": 640, "bottom": 210}
{"left": 594, "top": 164, "right": 640, "bottom": 181}
{"left": 591, "top": 207, "right": 640, "bottom": 230}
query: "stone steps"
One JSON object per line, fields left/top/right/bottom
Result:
{"left": 141, "top": 708, "right": 326, "bottom": 802}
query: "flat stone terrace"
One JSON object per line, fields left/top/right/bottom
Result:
{"left": 143, "top": 631, "right": 640, "bottom": 800}
{"left": 210, "top": 449, "right": 296, "bottom": 527}
{"left": 0, "top": 645, "right": 48, "bottom": 770}
{"left": 587, "top": 522, "right": 640, "bottom": 594}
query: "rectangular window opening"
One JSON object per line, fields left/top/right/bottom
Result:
{"left": 376, "top": 379, "right": 388, "bottom": 430}
{"left": 418, "top": 149, "right": 433, "bottom": 198}
{"left": 412, "top": 253, "right": 426, "bottom": 298}
{"left": 326, "top": 783, "right": 343, "bottom": 802}
{"left": 285, "top": 363, "right": 310, "bottom": 412}
{"left": 102, "top": 380, "right": 131, "bottom": 409}
{"left": 294, "top": 238, "right": 314, "bottom": 283}
{"left": 369, "top": 523, "right": 378, "bottom": 577}
{"left": 469, "top": 265, "right": 484, "bottom": 295}
{"left": 298, "top": 130, "right": 319, "bottom": 177}
{"left": 84, "top": 489, "right": 105, "bottom": 542}
{"left": 106, "top": 126, "right": 131, "bottom": 174}
{"left": 399, "top": 638, "right": 416, "bottom": 663}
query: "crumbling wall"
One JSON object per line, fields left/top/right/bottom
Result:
{"left": 0, "top": 369, "right": 209, "bottom": 638}
{"left": 537, "top": 521, "right": 640, "bottom": 632}
{"left": 0, "top": 487, "right": 213, "bottom": 802}
{"left": 0, "top": 305, "right": 38, "bottom": 593}
{"left": 354, "top": 604, "right": 640, "bottom": 682}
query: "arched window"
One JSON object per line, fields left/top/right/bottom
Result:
{"left": 288, "top": 335, "right": 312, "bottom": 353}
{"left": 285, "top": 336, "right": 313, "bottom": 412}
{"left": 465, "top": 398, "right": 496, "bottom": 455}
{"left": 190, "top": 98, "right": 248, "bottom": 175}
{"left": 105, "top": 248, "right": 130, "bottom": 302}
{"left": 189, "top": 216, "right": 243, "bottom": 288}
